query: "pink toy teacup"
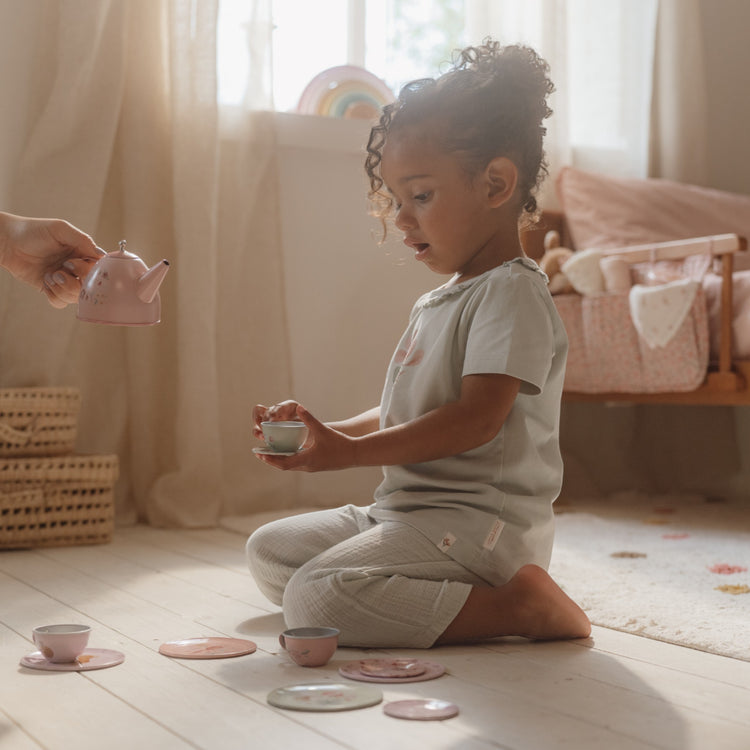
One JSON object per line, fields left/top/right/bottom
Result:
{"left": 278, "top": 626, "right": 339, "bottom": 667}
{"left": 32, "top": 624, "right": 91, "bottom": 663}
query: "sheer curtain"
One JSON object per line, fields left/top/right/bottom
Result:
{"left": 0, "top": 0, "right": 295, "bottom": 526}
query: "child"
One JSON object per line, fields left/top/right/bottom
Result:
{"left": 247, "top": 40, "right": 590, "bottom": 648}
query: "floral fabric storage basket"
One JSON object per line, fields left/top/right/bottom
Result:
{"left": 0, "top": 387, "right": 81, "bottom": 457}
{"left": 0, "top": 454, "right": 119, "bottom": 549}
{"left": 555, "top": 287, "right": 710, "bottom": 393}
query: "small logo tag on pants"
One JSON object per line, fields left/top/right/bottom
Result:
{"left": 483, "top": 519, "right": 505, "bottom": 550}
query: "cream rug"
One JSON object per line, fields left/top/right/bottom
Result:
{"left": 222, "top": 493, "right": 750, "bottom": 662}
{"left": 550, "top": 491, "right": 750, "bottom": 662}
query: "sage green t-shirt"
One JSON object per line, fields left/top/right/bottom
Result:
{"left": 369, "top": 258, "right": 568, "bottom": 585}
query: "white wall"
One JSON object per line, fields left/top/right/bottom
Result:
{"left": 273, "top": 114, "right": 433, "bottom": 505}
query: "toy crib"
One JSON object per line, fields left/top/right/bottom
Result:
{"left": 522, "top": 211, "right": 750, "bottom": 405}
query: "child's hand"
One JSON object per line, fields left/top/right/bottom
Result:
{"left": 254, "top": 405, "right": 357, "bottom": 472}
{"left": 252, "top": 400, "right": 302, "bottom": 439}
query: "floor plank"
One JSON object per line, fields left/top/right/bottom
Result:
{"left": 2, "top": 526, "right": 750, "bottom": 750}
{"left": 575, "top": 621, "right": 750, "bottom": 688}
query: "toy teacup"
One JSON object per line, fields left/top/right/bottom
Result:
{"left": 261, "top": 421, "right": 308, "bottom": 453}
{"left": 32, "top": 624, "right": 91, "bottom": 663}
{"left": 278, "top": 627, "right": 339, "bottom": 667}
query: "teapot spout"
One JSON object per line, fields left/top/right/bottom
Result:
{"left": 137, "top": 260, "right": 170, "bottom": 303}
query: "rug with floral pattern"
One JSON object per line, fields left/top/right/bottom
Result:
{"left": 550, "top": 491, "right": 750, "bottom": 661}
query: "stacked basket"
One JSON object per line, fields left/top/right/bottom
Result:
{"left": 0, "top": 388, "right": 119, "bottom": 549}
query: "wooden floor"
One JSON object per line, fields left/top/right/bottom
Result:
{"left": 2, "top": 525, "right": 749, "bottom": 750}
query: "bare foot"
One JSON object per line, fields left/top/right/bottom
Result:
{"left": 436, "top": 564, "right": 591, "bottom": 645}
{"left": 504, "top": 564, "right": 591, "bottom": 640}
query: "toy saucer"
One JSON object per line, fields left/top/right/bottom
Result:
{"left": 253, "top": 448, "right": 301, "bottom": 457}
{"left": 159, "top": 637, "right": 257, "bottom": 659}
{"left": 267, "top": 682, "right": 382, "bottom": 712}
{"left": 20, "top": 648, "right": 125, "bottom": 672}
{"left": 339, "top": 658, "right": 445, "bottom": 683}
{"left": 383, "top": 699, "right": 459, "bottom": 721}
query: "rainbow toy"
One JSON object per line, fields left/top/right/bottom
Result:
{"left": 297, "top": 65, "right": 394, "bottom": 120}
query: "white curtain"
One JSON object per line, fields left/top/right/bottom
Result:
{"left": 0, "top": 0, "right": 297, "bottom": 526}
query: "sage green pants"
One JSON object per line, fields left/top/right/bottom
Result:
{"left": 245, "top": 504, "right": 485, "bottom": 648}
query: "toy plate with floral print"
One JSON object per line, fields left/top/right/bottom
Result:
{"left": 339, "top": 658, "right": 445, "bottom": 683}
{"left": 267, "top": 682, "right": 382, "bottom": 712}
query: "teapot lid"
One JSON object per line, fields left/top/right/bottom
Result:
{"left": 109, "top": 239, "right": 139, "bottom": 260}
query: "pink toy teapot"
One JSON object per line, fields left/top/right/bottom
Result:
{"left": 77, "top": 240, "right": 170, "bottom": 326}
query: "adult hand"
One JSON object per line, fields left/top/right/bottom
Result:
{"left": 0, "top": 211, "right": 104, "bottom": 308}
{"left": 254, "top": 405, "right": 357, "bottom": 472}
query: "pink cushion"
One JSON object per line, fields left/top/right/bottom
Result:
{"left": 556, "top": 167, "right": 750, "bottom": 270}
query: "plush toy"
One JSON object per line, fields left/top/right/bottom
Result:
{"left": 538, "top": 230, "right": 575, "bottom": 294}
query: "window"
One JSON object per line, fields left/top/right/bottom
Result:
{"left": 564, "top": 0, "right": 657, "bottom": 175}
{"left": 219, "top": 0, "right": 470, "bottom": 112}
{"left": 218, "top": 0, "right": 658, "bottom": 177}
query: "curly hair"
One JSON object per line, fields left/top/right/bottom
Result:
{"left": 365, "top": 40, "right": 554, "bottom": 236}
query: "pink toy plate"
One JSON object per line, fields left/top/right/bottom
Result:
{"left": 159, "top": 637, "right": 257, "bottom": 659}
{"left": 20, "top": 648, "right": 125, "bottom": 672}
{"left": 339, "top": 658, "right": 445, "bottom": 683}
{"left": 383, "top": 699, "right": 459, "bottom": 721}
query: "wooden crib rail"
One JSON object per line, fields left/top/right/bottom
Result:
{"left": 598, "top": 233, "right": 747, "bottom": 264}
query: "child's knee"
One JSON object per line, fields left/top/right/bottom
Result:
{"left": 282, "top": 567, "right": 342, "bottom": 627}
{"left": 244, "top": 525, "right": 268, "bottom": 571}
{"left": 245, "top": 525, "right": 286, "bottom": 603}
{"left": 282, "top": 566, "right": 372, "bottom": 636}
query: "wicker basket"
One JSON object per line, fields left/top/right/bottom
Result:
{"left": 0, "top": 454, "right": 118, "bottom": 549}
{"left": 0, "top": 387, "right": 81, "bottom": 457}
